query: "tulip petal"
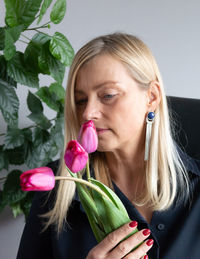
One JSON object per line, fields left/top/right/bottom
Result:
{"left": 64, "top": 140, "right": 88, "bottom": 173}
{"left": 78, "top": 120, "right": 98, "bottom": 153}
{"left": 20, "top": 167, "right": 55, "bottom": 191}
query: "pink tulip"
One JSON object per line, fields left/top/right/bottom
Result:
{"left": 20, "top": 167, "right": 55, "bottom": 191}
{"left": 64, "top": 140, "right": 88, "bottom": 173}
{"left": 78, "top": 120, "right": 98, "bottom": 153}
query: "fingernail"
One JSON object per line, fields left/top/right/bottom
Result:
{"left": 146, "top": 239, "right": 154, "bottom": 246}
{"left": 144, "top": 255, "right": 148, "bottom": 259}
{"left": 129, "top": 221, "right": 138, "bottom": 228}
{"left": 142, "top": 229, "right": 151, "bottom": 236}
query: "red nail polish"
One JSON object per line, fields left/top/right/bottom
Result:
{"left": 144, "top": 255, "right": 148, "bottom": 259}
{"left": 146, "top": 239, "right": 154, "bottom": 246}
{"left": 142, "top": 229, "right": 151, "bottom": 236}
{"left": 129, "top": 221, "right": 138, "bottom": 228}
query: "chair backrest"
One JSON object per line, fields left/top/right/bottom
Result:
{"left": 167, "top": 96, "right": 200, "bottom": 160}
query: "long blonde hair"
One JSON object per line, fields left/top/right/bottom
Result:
{"left": 44, "top": 33, "right": 190, "bottom": 233}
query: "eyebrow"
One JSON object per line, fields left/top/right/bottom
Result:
{"left": 75, "top": 81, "right": 120, "bottom": 94}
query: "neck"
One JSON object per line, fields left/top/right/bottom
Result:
{"left": 105, "top": 145, "right": 146, "bottom": 185}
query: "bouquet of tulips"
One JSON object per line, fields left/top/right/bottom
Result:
{"left": 20, "top": 121, "right": 138, "bottom": 244}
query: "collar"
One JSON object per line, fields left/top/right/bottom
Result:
{"left": 74, "top": 146, "right": 200, "bottom": 203}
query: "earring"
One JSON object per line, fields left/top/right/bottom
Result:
{"left": 144, "top": 112, "right": 155, "bottom": 161}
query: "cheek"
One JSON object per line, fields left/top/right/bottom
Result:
{"left": 114, "top": 99, "right": 146, "bottom": 134}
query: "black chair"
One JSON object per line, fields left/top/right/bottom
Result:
{"left": 167, "top": 96, "right": 200, "bottom": 160}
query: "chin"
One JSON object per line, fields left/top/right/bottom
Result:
{"left": 97, "top": 143, "right": 116, "bottom": 152}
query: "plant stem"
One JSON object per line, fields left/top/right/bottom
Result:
{"left": 34, "top": 29, "right": 50, "bottom": 38}
{"left": 55, "top": 176, "right": 110, "bottom": 201}
{"left": 26, "top": 21, "right": 51, "bottom": 31}
{"left": 19, "top": 40, "right": 29, "bottom": 45}
{"left": 86, "top": 159, "right": 91, "bottom": 181}
{"left": 42, "top": 21, "right": 51, "bottom": 27}
{"left": 21, "top": 34, "right": 31, "bottom": 41}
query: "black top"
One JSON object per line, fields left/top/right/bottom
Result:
{"left": 17, "top": 150, "right": 200, "bottom": 259}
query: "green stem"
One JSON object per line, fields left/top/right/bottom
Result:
{"left": 55, "top": 176, "right": 110, "bottom": 201}
{"left": 21, "top": 34, "right": 31, "bottom": 41}
{"left": 86, "top": 159, "right": 91, "bottom": 181}
{"left": 34, "top": 29, "right": 50, "bottom": 38}
{"left": 26, "top": 21, "right": 51, "bottom": 31}
{"left": 26, "top": 25, "right": 47, "bottom": 31}
{"left": 19, "top": 40, "right": 29, "bottom": 45}
{"left": 42, "top": 21, "right": 51, "bottom": 27}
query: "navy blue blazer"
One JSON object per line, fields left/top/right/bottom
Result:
{"left": 17, "top": 150, "right": 200, "bottom": 259}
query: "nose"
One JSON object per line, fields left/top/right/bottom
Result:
{"left": 82, "top": 99, "right": 101, "bottom": 122}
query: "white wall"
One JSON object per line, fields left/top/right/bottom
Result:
{"left": 0, "top": 1, "right": 200, "bottom": 258}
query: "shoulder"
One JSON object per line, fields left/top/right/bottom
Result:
{"left": 176, "top": 144, "right": 200, "bottom": 177}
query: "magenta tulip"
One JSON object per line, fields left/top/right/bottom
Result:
{"left": 20, "top": 167, "right": 55, "bottom": 191}
{"left": 78, "top": 120, "right": 98, "bottom": 153}
{"left": 64, "top": 140, "right": 88, "bottom": 173}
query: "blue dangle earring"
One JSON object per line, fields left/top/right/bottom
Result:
{"left": 144, "top": 111, "right": 155, "bottom": 161}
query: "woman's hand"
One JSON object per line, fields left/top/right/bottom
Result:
{"left": 86, "top": 221, "right": 153, "bottom": 259}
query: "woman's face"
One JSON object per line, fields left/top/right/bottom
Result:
{"left": 75, "top": 54, "right": 149, "bottom": 153}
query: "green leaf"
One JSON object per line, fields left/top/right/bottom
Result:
{"left": 5, "top": 0, "right": 43, "bottom": 28}
{"left": 50, "top": 0, "right": 66, "bottom": 24}
{"left": 5, "top": 0, "right": 26, "bottom": 27}
{"left": 27, "top": 91, "right": 43, "bottom": 113}
{"left": 0, "top": 79, "right": 19, "bottom": 127}
{"left": 24, "top": 32, "right": 50, "bottom": 73}
{"left": 27, "top": 113, "right": 51, "bottom": 129}
{"left": 76, "top": 183, "right": 105, "bottom": 243}
{"left": 4, "top": 25, "right": 24, "bottom": 61}
{"left": 0, "top": 55, "right": 17, "bottom": 88}
{"left": 2, "top": 170, "right": 26, "bottom": 206}
{"left": 20, "top": 0, "right": 43, "bottom": 28}
{"left": 22, "top": 128, "right": 33, "bottom": 142}
{"left": 4, "top": 128, "right": 25, "bottom": 150}
{"left": 91, "top": 188, "right": 112, "bottom": 234}
{"left": 37, "top": 0, "right": 53, "bottom": 24}
{"left": 20, "top": 192, "right": 34, "bottom": 219}
{"left": 49, "top": 82, "right": 65, "bottom": 103}
{"left": 50, "top": 116, "right": 64, "bottom": 150}
{"left": 4, "top": 34, "right": 16, "bottom": 61}
{"left": 90, "top": 178, "right": 129, "bottom": 217}
{"left": 50, "top": 32, "right": 74, "bottom": 66}
{"left": 36, "top": 86, "right": 61, "bottom": 112}
{"left": 0, "top": 191, "right": 6, "bottom": 213}
{"left": 25, "top": 128, "right": 52, "bottom": 168}
{"left": 38, "top": 41, "right": 65, "bottom": 83}
{"left": 10, "top": 202, "right": 23, "bottom": 218}
{"left": 6, "top": 145, "right": 26, "bottom": 165}
{"left": 0, "top": 27, "right": 6, "bottom": 50}
{"left": 102, "top": 197, "right": 130, "bottom": 230}
{"left": 7, "top": 52, "right": 39, "bottom": 88}
{"left": 0, "top": 146, "right": 9, "bottom": 170}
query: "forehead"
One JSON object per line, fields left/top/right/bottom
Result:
{"left": 75, "top": 54, "right": 132, "bottom": 91}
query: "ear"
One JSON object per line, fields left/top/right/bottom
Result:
{"left": 146, "top": 81, "right": 161, "bottom": 111}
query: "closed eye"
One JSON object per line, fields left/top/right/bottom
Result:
{"left": 102, "top": 94, "right": 117, "bottom": 101}
{"left": 75, "top": 98, "right": 87, "bottom": 105}
{"left": 103, "top": 94, "right": 117, "bottom": 99}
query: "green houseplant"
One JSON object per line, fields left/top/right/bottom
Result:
{"left": 0, "top": 0, "right": 74, "bottom": 218}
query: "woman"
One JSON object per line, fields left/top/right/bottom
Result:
{"left": 17, "top": 33, "right": 200, "bottom": 259}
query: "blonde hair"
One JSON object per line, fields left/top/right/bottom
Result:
{"left": 44, "top": 33, "right": 190, "bottom": 233}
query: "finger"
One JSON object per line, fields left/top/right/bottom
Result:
{"left": 123, "top": 239, "right": 154, "bottom": 259}
{"left": 93, "top": 221, "right": 138, "bottom": 256}
{"left": 109, "top": 228, "right": 151, "bottom": 258}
